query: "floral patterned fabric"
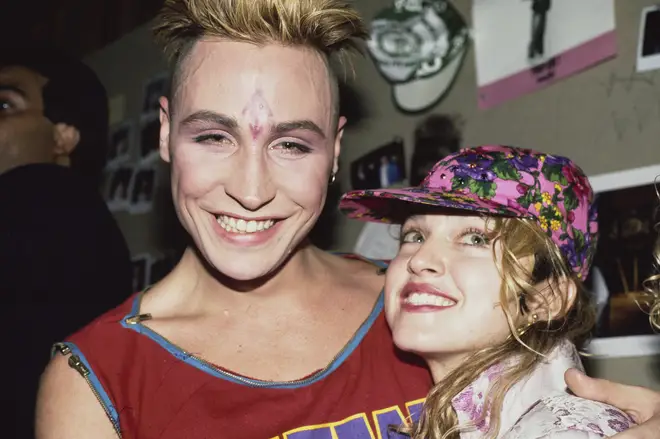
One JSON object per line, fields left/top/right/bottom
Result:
{"left": 339, "top": 145, "right": 598, "bottom": 280}
{"left": 449, "top": 341, "right": 635, "bottom": 439}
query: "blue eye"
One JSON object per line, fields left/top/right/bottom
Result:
{"left": 400, "top": 230, "right": 424, "bottom": 244}
{"left": 458, "top": 228, "right": 490, "bottom": 247}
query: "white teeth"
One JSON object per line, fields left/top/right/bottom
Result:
{"left": 404, "top": 292, "right": 456, "bottom": 307}
{"left": 216, "top": 215, "right": 275, "bottom": 234}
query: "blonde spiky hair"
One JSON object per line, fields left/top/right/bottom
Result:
{"left": 153, "top": 0, "right": 367, "bottom": 105}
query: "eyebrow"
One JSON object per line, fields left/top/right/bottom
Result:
{"left": 0, "top": 84, "right": 26, "bottom": 97}
{"left": 179, "top": 110, "right": 239, "bottom": 130}
{"left": 273, "top": 120, "right": 326, "bottom": 139}
{"left": 179, "top": 110, "right": 326, "bottom": 139}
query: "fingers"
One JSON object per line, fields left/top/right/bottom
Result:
{"left": 608, "top": 418, "right": 660, "bottom": 439}
{"left": 564, "top": 368, "right": 660, "bottom": 422}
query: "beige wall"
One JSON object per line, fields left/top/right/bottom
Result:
{"left": 86, "top": 0, "right": 660, "bottom": 388}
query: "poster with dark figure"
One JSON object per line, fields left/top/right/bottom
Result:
{"left": 350, "top": 137, "right": 406, "bottom": 190}
{"left": 143, "top": 73, "right": 168, "bottom": 114}
{"left": 107, "top": 122, "right": 133, "bottom": 167}
{"left": 149, "top": 252, "right": 177, "bottom": 285}
{"left": 131, "top": 255, "right": 150, "bottom": 293}
{"left": 637, "top": 6, "right": 660, "bottom": 72}
{"left": 106, "top": 166, "right": 134, "bottom": 212}
{"left": 140, "top": 114, "right": 161, "bottom": 164}
{"left": 129, "top": 166, "right": 157, "bottom": 215}
{"left": 528, "top": 0, "right": 551, "bottom": 61}
{"left": 472, "top": 0, "right": 616, "bottom": 109}
{"left": 587, "top": 183, "right": 658, "bottom": 338}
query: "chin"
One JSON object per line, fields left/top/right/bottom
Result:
{"left": 206, "top": 250, "right": 287, "bottom": 282}
{"left": 391, "top": 325, "right": 447, "bottom": 357}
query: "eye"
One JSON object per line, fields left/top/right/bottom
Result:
{"left": 0, "top": 99, "right": 14, "bottom": 112}
{"left": 457, "top": 228, "right": 490, "bottom": 247}
{"left": 193, "top": 133, "right": 233, "bottom": 146}
{"left": 271, "top": 141, "right": 312, "bottom": 155}
{"left": 400, "top": 229, "right": 424, "bottom": 244}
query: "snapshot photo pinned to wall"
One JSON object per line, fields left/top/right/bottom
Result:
{"left": 131, "top": 253, "right": 151, "bottom": 293}
{"left": 584, "top": 165, "right": 660, "bottom": 341}
{"left": 636, "top": 5, "right": 660, "bottom": 73}
{"left": 128, "top": 165, "right": 157, "bottom": 215}
{"left": 472, "top": 0, "right": 617, "bottom": 110}
{"left": 350, "top": 137, "right": 406, "bottom": 190}
{"left": 105, "top": 165, "right": 134, "bottom": 212}
{"left": 142, "top": 72, "right": 168, "bottom": 115}
{"left": 139, "top": 112, "right": 161, "bottom": 164}
{"left": 367, "top": 0, "right": 470, "bottom": 114}
{"left": 106, "top": 121, "right": 134, "bottom": 168}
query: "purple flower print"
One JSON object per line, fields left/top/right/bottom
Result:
{"left": 511, "top": 154, "right": 539, "bottom": 172}
{"left": 561, "top": 244, "right": 578, "bottom": 269}
{"left": 544, "top": 155, "right": 571, "bottom": 167}
{"left": 608, "top": 419, "right": 630, "bottom": 432}
{"left": 452, "top": 155, "right": 496, "bottom": 181}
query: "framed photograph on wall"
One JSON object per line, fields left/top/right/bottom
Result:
{"left": 636, "top": 5, "right": 660, "bottom": 73}
{"left": 585, "top": 164, "right": 660, "bottom": 358}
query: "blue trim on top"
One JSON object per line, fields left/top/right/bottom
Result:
{"left": 57, "top": 342, "right": 121, "bottom": 431}
{"left": 121, "top": 254, "right": 388, "bottom": 389}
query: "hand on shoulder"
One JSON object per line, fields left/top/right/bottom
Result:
{"left": 566, "top": 368, "right": 660, "bottom": 439}
{"left": 35, "top": 353, "right": 118, "bottom": 439}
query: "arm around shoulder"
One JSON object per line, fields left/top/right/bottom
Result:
{"left": 35, "top": 354, "right": 118, "bottom": 439}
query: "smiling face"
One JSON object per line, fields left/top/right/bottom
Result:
{"left": 160, "top": 39, "right": 344, "bottom": 282}
{"left": 385, "top": 213, "right": 515, "bottom": 371}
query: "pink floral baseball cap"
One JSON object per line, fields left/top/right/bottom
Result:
{"left": 340, "top": 145, "right": 598, "bottom": 280}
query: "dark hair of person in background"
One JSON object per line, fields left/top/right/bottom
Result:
{"left": 0, "top": 46, "right": 109, "bottom": 188}
{"left": 410, "top": 113, "right": 464, "bottom": 186}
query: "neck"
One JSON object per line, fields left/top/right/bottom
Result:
{"left": 160, "top": 241, "right": 332, "bottom": 315}
{"left": 424, "top": 353, "right": 470, "bottom": 384}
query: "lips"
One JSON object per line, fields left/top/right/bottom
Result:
{"left": 400, "top": 282, "right": 457, "bottom": 310}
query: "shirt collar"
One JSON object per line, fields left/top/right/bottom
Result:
{"left": 450, "top": 340, "right": 584, "bottom": 438}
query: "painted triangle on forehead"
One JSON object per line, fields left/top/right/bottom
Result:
{"left": 241, "top": 89, "right": 274, "bottom": 140}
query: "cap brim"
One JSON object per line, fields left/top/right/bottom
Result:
{"left": 339, "top": 187, "right": 523, "bottom": 223}
{"left": 392, "top": 47, "right": 467, "bottom": 113}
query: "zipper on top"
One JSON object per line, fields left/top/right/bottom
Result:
{"left": 53, "top": 343, "right": 122, "bottom": 438}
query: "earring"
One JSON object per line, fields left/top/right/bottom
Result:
{"left": 329, "top": 173, "right": 336, "bottom": 184}
{"left": 516, "top": 314, "right": 539, "bottom": 336}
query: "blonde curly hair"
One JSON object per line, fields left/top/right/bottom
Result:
{"left": 397, "top": 217, "right": 595, "bottom": 439}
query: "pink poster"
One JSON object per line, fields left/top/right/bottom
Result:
{"left": 472, "top": 0, "right": 617, "bottom": 110}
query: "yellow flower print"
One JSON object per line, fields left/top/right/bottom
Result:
{"left": 541, "top": 192, "right": 552, "bottom": 205}
{"left": 540, "top": 217, "right": 549, "bottom": 231}
{"left": 540, "top": 155, "right": 546, "bottom": 163}
{"left": 554, "top": 206, "right": 561, "bottom": 217}
{"left": 554, "top": 184, "right": 562, "bottom": 193}
{"left": 534, "top": 202, "right": 543, "bottom": 212}
{"left": 550, "top": 220, "right": 561, "bottom": 231}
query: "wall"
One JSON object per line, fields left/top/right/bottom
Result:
{"left": 85, "top": 0, "right": 660, "bottom": 389}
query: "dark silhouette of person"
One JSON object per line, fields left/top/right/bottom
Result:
{"left": 528, "top": 0, "right": 552, "bottom": 60}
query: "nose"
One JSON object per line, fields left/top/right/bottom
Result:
{"left": 407, "top": 242, "right": 446, "bottom": 277}
{"left": 224, "top": 148, "right": 276, "bottom": 211}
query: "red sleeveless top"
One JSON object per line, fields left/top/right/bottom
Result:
{"left": 58, "top": 258, "right": 432, "bottom": 439}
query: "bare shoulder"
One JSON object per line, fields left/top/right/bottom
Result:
{"left": 36, "top": 354, "right": 118, "bottom": 439}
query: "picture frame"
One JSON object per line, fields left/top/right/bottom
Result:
{"left": 636, "top": 5, "right": 660, "bottom": 73}
{"left": 585, "top": 163, "right": 660, "bottom": 358}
